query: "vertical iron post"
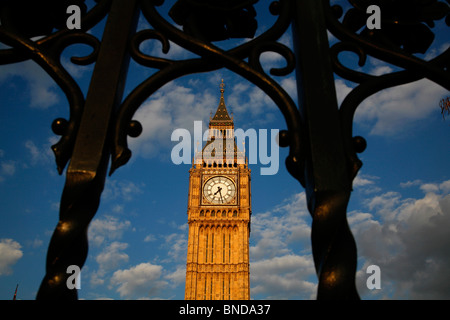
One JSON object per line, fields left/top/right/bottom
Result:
{"left": 291, "top": 0, "right": 359, "bottom": 299}
{"left": 36, "top": 0, "right": 139, "bottom": 299}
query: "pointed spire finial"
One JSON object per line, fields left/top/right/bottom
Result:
{"left": 220, "top": 79, "right": 225, "bottom": 94}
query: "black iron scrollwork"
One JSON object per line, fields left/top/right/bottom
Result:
{"left": 301, "top": 1, "right": 449, "bottom": 299}
{"left": 169, "top": 0, "right": 259, "bottom": 41}
{"left": 0, "top": 0, "right": 87, "bottom": 38}
{"left": 110, "top": 0, "right": 304, "bottom": 179}
{"left": 325, "top": 0, "right": 450, "bottom": 180}
{"left": 0, "top": 0, "right": 120, "bottom": 299}
{"left": 340, "top": 0, "right": 450, "bottom": 54}
{"left": 2, "top": 0, "right": 447, "bottom": 300}
{"left": 0, "top": 0, "right": 111, "bottom": 173}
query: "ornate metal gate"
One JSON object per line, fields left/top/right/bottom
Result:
{"left": 0, "top": 0, "right": 448, "bottom": 300}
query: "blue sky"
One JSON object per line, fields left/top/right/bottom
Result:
{"left": 0, "top": 0, "right": 449, "bottom": 300}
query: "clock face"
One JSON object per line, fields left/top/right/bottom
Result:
{"left": 203, "top": 176, "right": 236, "bottom": 204}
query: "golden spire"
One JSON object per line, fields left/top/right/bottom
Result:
{"left": 220, "top": 78, "right": 225, "bottom": 94}
{"left": 211, "top": 79, "right": 232, "bottom": 123}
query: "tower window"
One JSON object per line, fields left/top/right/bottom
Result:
{"left": 205, "top": 234, "right": 208, "bottom": 263}
{"left": 229, "top": 234, "right": 231, "bottom": 263}
{"left": 210, "top": 233, "right": 214, "bottom": 264}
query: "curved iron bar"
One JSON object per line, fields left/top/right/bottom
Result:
{"left": 111, "top": 0, "right": 304, "bottom": 184}
{"left": 324, "top": 0, "right": 450, "bottom": 91}
{"left": 36, "top": 167, "right": 106, "bottom": 300}
{"left": 0, "top": 27, "right": 90, "bottom": 174}
{"left": 330, "top": 41, "right": 373, "bottom": 84}
{"left": 4, "top": 0, "right": 445, "bottom": 300}
{"left": 36, "top": 0, "right": 139, "bottom": 299}
{"left": 324, "top": 0, "right": 450, "bottom": 179}
{"left": 129, "top": 29, "right": 172, "bottom": 69}
{"left": 288, "top": 0, "right": 362, "bottom": 299}
{"left": 315, "top": 0, "right": 448, "bottom": 299}
{"left": 0, "top": 0, "right": 110, "bottom": 173}
{"left": 339, "top": 47, "right": 450, "bottom": 180}
{"left": 0, "top": 0, "right": 111, "bottom": 65}
{"left": 249, "top": 41, "right": 296, "bottom": 77}
{"left": 310, "top": 189, "right": 360, "bottom": 299}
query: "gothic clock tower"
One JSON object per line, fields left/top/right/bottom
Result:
{"left": 185, "top": 81, "right": 251, "bottom": 300}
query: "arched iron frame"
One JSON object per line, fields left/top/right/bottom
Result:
{"left": 0, "top": 0, "right": 448, "bottom": 300}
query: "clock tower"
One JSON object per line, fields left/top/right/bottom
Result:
{"left": 185, "top": 80, "right": 251, "bottom": 300}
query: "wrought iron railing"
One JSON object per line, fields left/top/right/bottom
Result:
{"left": 0, "top": 0, "right": 448, "bottom": 300}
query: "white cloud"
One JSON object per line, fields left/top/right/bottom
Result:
{"left": 162, "top": 232, "right": 188, "bottom": 263}
{"left": 125, "top": 76, "right": 293, "bottom": 161}
{"left": 227, "top": 78, "right": 294, "bottom": 125}
{"left": 370, "top": 65, "right": 394, "bottom": 76}
{"left": 354, "top": 78, "right": 448, "bottom": 136}
{"left": 0, "top": 151, "right": 16, "bottom": 182}
{"left": 31, "top": 237, "right": 43, "bottom": 248}
{"left": 88, "top": 215, "right": 131, "bottom": 247}
{"left": 424, "top": 42, "right": 450, "bottom": 60}
{"left": 400, "top": 179, "right": 423, "bottom": 188}
{"left": 102, "top": 180, "right": 144, "bottom": 202}
{"left": 420, "top": 183, "right": 440, "bottom": 193}
{"left": 249, "top": 193, "right": 315, "bottom": 299}
{"left": 144, "top": 234, "right": 156, "bottom": 242}
{"left": 350, "top": 179, "right": 450, "bottom": 299}
{"left": 110, "top": 262, "right": 167, "bottom": 299}
{"left": 0, "top": 61, "right": 60, "bottom": 109}
{"left": 88, "top": 214, "right": 132, "bottom": 287}
{"left": 129, "top": 82, "right": 215, "bottom": 159}
{"left": 95, "top": 242, "right": 129, "bottom": 271}
{"left": 164, "top": 265, "right": 186, "bottom": 286}
{"left": 0, "top": 239, "right": 23, "bottom": 276}
{"left": 353, "top": 173, "right": 376, "bottom": 187}
{"left": 334, "top": 51, "right": 448, "bottom": 137}
{"left": 335, "top": 79, "right": 354, "bottom": 106}
{"left": 1, "top": 160, "right": 16, "bottom": 176}
{"left": 250, "top": 193, "right": 310, "bottom": 260}
{"left": 251, "top": 254, "right": 316, "bottom": 300}
{"left": 440, "top": 180, "right": 450, "bottom": 193}
{"left": 252, "top": 178, "right": 450, "bottom": 299}
{"left": 24, "top": 138, "right": 56, "bottom": 166}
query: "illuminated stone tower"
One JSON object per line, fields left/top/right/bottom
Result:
{"left": 185, "top": 80, "right": 251, "bottom": 300}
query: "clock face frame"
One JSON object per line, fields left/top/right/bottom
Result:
{"left": 203, "top": 176, "right": 236, "bottom": 205}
